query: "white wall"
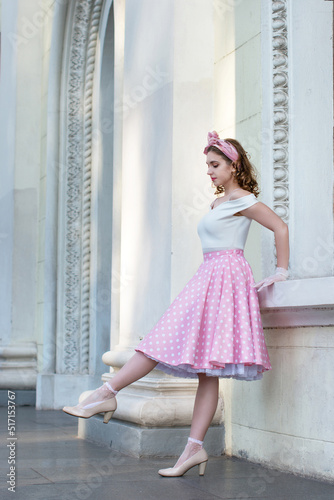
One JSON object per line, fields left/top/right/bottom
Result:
{"left": 289, "top": 0, "right": 333, "bottom": 279}
{"left": 217, "top": 0, "right": 334, "bottom": 481}
{"left": 213, "top": 0, "right": 262, "bottom": 281}
{"left": 230, "top": 325, "right": 334, "bottom": 481}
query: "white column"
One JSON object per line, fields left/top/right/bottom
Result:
{"left": 0, "top": 0, "right": 18, "bottom": 348}
{"left": 171, "top": 0, "right": 215, "bottom": 295}
{"left": 97, "top": 0, "right": 224, "bottom": 452}
{"left": 103, "top": 0, "right": 174, "bottom": 369}
{"left": 0, "top": 0, "right": 38, "bottom": 389}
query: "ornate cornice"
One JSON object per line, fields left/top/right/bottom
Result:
{"left": 62, "top": 0, "right": 103, "bottom": 373}
{"left": 272, "top": 0, "right": 289, "bottom": 223}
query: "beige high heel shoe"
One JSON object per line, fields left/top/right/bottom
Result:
{"left": 63, "top": 397, "right": 117, "bottom": 423}
{"left": 158, "top": 448, "right": 208, "bottom": 477}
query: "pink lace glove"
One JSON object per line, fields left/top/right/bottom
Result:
{"left": 253, "top": 267, "right": 289, "bottom": 292}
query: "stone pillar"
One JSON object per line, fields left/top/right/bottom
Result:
{"left": 0, "top": 0, "right": 41, "bottom": 390}
{"left": 80, "top": 0, "right": 224, "bottom": 456}
{"left": 0, "top": 0, "right": 18, "bottom": 383}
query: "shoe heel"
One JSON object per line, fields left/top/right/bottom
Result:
{"left": 103, "top": 410, "right": 114, "bottom": 424}
{"left": 198, "top": 460, "right": 207, "bottom": 476}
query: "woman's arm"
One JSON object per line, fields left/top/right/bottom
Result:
{"left": 240, "top": 201, "right": 289, "bottom": 269}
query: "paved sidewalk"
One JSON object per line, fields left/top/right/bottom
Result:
{"left": 1, "top": 407, "right": 333, "bottom": 500}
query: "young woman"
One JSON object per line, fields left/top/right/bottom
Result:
{"left": 63, "top": 131, "right": 289, "bottom": 477}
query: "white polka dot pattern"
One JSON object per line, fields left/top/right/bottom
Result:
{"left": 135, "top": 249, "right": 272, "bottom": 381}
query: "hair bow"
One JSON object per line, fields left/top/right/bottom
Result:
{"left": 203, "top": 131, "right": 239, "bottom": 162}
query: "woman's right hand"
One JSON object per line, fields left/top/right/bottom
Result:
{"left": 253, "top": 267, "right": 289, "bottom": 292}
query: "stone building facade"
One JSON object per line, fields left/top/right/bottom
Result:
{"left": 0, "top": 0, "right": 333, "bottom": 481}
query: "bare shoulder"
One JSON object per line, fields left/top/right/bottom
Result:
{"left": 229, "top": 188, "right": 254, "bottom": 200}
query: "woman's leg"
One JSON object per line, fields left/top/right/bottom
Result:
{"left": 189, "top": 373, "right": 219, "bottom": 440}
{"left": 174, "top": 374, "right": 219, "bottom": 467}
{"left": 68, "top": 352, "right": 157, "bottom": 409}
{"left": 110, "top": 352, "right": 158, "bottom": 391}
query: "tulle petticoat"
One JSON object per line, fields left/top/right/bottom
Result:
{"left": 135, "top": 249, "right": 272, "bottom": 381}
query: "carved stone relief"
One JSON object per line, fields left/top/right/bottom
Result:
{"left": 61, "top": 0, "right": 103, "bottom": 373}
{"left": 272, "top": 0, "right": 289, "bottom": 223}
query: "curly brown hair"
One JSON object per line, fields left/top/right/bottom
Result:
{"left": 207, "top": 139, "right": 260, "bottom": 197}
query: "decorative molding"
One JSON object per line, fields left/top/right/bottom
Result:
{"left": 272, "top": 0, "right": 289, "bottom": 223}
{"left": 259, "top": 277, "right": 334, "bottom": 327}
{"left": 81, "top": 0, "right": 104, "bottom": 372}
{"left": 0, "top": 343, "right": 37, "bottom": 389}
{"left": 61, "top": 0, "right": 103, "bottom": 373}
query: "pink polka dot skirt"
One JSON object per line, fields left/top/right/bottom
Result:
{"left": 135, "top": 249, "right": 272, "bottom": 381}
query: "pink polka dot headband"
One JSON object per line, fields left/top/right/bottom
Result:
{"left": 203, "top": 131, "right": 239, "bottom": 162}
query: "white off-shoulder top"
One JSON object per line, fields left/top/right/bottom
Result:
{"left": 197, "top": 193, "right": 259, "bottom": 253}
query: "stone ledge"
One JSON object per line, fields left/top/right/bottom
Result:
{"left": 259, "top": 277, "right": 334, "bottom": 327}
{"left": 78, "top": 415, "right": 225, "bottom": 457}
{"left": 100, "top": 373, "right": 224, "bottom": 427}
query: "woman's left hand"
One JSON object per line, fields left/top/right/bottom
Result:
{"left": 253, "top": 267, "right": 289, "bottom": 292}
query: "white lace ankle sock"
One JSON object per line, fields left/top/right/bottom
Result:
{"left": 105, "top": 381, "right": 118, "bottom": 395}
{"left": 173, "top": 437, "right": 203, "bottom": 468}
{"left": 79, "top": 382, "right": 118, "bottom": 410}
{"left": 188, "top": 437, "right": 203, "bottom": 446}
